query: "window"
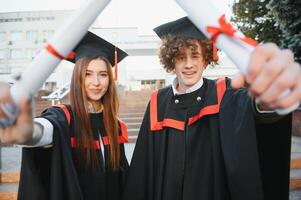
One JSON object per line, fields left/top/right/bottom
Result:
{"left": 26, "top": 31, "right": 38, "bottom": 41}
{"left": 0, "top": 50, "right": 6, "bottom": 59}
{"left": 42, "top": 30, "right": 55, "bottom": 41}
{"left": 26, "top": 49, "right": 37, "bottom": 59}
{"left": 0, "top": 32, "right": 6, "bottom": 41}
{"left": 141, "top": 79, "right": 165, "bottom": 90}
{"left": 9, "top": 49, "right": 23, "bottom": 59}
{"left": 0, "top": 18, "right": 22, "bottom": 23}
{"left": 44, "top": 82, "right": 57, "bottom": 91}
{"left": 10, "top": 31, "right": 23, "bottom": 41}
{"left": 0, "top": 65, "right": 10, "bottom": 74}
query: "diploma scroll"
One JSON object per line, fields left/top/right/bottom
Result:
{"left": 1, "top": 0, "right": 111, "bottom": 127}
{"left": 175, "top": 0, "right": 299, "bottom": 115}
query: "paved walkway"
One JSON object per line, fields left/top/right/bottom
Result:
{"left": 0, "top": 143, "right": 136, "bottom": 172}
{"left": 0, "top": 137, "right": 300, "bottom": 200}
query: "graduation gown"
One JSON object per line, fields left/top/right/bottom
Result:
{"left": 18, "top": 105, "right": 129, "bottom": 200}
{"left": 123, "top": 78, "right": 291, "bottom": 200}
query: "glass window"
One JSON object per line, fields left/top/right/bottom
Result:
{"left": 10, "top": 49, "right": 23, "bottom": 59}
{"left": 0, "top": 32, "right": 6, "bottom": 41}
{"left": 0, "top": 50, "right": 5, "bottom": 59}
{"left": 26, "top": 31, "right": 38, "bottom": 41}
{"left": 10, "top": 31, "right": 23, "bottom": 41}
{"left": 26, "top": 49, "right": 37, "bottom": 59}
{"left": 44, "top": 82, "right": 57, "bottom": 91}
{"left": 42, "top": 30, "right": 55, "bottom": 40}
{"left": 0, "top": 65, "right": 10, "bottom": 74}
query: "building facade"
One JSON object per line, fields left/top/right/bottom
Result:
{"left": 0, "top": 10, "right": 238, "bottom": 93}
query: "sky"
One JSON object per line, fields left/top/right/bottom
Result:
{"left": 0, "top": 0, "right": 235, "bottom": 35}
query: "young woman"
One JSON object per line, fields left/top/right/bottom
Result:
{"left": 0, "top": 31, "right": 129, "bottom": 200}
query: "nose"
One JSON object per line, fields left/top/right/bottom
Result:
{"left": 92, "top": 75, "right": 100, "bottom": 85}
{"left": 185, "top": 57, "right": 194, "bottom": 69}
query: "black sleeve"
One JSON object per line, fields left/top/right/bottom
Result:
{"left": 18, "top": 107, "right": 83, "bottom": 200}
{"left": 225, "top": 77, "right": 283, "bottom": 124}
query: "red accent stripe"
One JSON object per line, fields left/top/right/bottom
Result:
{"left": 114, "top": 48, "right": 118, "bottom": 80}
{"left": 206, "top": 15, "right": 258, "bottom": 48}
{"left": 150, "top": 90, "right": 185, "bottom": 131}
{"left": 70, "top": 137, "right": 76, "bottom": 148}
{"left": 102, "top": 136, "right": 110, "bottom": 146}
{"left": 46, "top": 43, "right": 76, "bottom": 60}
{"left": 94, "top": 140, "right": 100, "bottom": 149}
{"left": 157, "top": 118, "right": 185, "bottom": 131}
{"left": 150, "top": 90, "right": 159, "bottom": 131}
{"left": 119, "top": 120, "right": 129, "bottom": 143}
{"left": 54, "top": 104, "right": 71, "bottom": 125}
{"left": 46, "top": 44, "right": 64, "bottom": 60}
{"left": 70, "top": 137, "right": 100, "bottom": 149}
{"left": 102, "top": 120, "right": 129, "bottom": 146}
{"left": 67, "top": 51, "right": 76, "bottom": 59}
{"left": 187, "top": 78, "right": 226, "bottom": 125}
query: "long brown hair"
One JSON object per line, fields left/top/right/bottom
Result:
{"left": 69, "top": 57, "right": 120, "bottom": 170}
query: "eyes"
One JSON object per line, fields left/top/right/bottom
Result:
{"left": 85, "top": 71, "right": 108, "bottom": 77}
{"left": 176, "top": 53, "right": 201, "bottom": 61}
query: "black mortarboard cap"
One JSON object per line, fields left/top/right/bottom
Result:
{"left": 154, "top": 16, "right": 219, "bottom": 61}
{"left": 68, "top": 31, "right": 128, "bottom": 66}
{"left": 153, "top": 16, "right": 207, "bottom": 40}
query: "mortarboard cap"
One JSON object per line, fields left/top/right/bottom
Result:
{"left": 154, "top": 17, "right": 219, "bottom": 61}
{"left": 67, "top": 31, "right": 128, "bottom": 67}
{"left": 153, "top": 16, "right": 207, "bottom": 40}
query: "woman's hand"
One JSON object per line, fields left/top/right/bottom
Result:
{"left": 0, "top": 82, "right": 33, "bottom": 144}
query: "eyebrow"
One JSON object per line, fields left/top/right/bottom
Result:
{"left": 86, "top": 70, "right": 108, "bottom": 73}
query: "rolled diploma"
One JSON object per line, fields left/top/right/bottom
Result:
{"left": 175, "top": 0, "right": 299, "bottom": 114}
{"left": 6, "top": 0, "right": 111, "bottom": 124}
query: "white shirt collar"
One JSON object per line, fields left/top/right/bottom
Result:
{"left": 172, "top": 78, "right": 203, "bottom": 95}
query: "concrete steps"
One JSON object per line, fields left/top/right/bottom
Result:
{"left": 0, "top": 183, "right": 18, "bottom": 200}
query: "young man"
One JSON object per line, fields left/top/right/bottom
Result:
{"left": 123, "top": 17, "right": 301, "bottom": 200}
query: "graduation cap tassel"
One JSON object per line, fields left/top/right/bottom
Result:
{"left": 213, "top": 43, "right": 219, "bottom": 62}
{"left": 114, "top": 47, "right": 118, "bottom": 80}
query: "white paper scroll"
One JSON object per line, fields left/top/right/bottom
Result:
{"left": 2, "top": 0, "right": 111, "bottom": 126}
{"left": 175, "top": 0, "right": 299, "bottom": 115}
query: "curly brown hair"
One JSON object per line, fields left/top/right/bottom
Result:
{"left": 158, "top": 35, "right": 217, "bottom": 73}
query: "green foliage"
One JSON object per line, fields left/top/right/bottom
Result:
{"left": 231, "top": 0, "right": 283, "bottom": 44}
{"left": 267, "top": 0, "right": 301, "bottom": 62}
{"left": 231, "top": 0, "right": 301, "bottom": 62}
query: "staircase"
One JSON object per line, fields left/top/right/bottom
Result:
{"left": 119, "top": 90, "right": 151, "bottom": 143}
{"left": 1, "top": 89, "right": 301, "bottom": 199}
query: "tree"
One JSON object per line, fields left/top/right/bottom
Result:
{"left": 267, "top": 0, "right": 301, "bottom": 62}
{"left": 231, "top": 0, "right": 283, "bottom": 44}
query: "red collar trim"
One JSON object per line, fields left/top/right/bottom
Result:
{"left": 70, "top": 137, "right": 100, "bottom": 149}
{"left": 188, "top": 78, "right": 226, "bottom": 125}
{"left": 150, "top": 90, "right": 185, "bottom": 131}
{"left": 150, "top": 78, "right": 227, "bottom": 131}
{"left": 102, "top": 120, "right": 129, "bottom": 145}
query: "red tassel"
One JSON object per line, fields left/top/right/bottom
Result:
{"left": 114, "top": 47, "right": 118, "bottom": 80}
{"left": 213, "top": 43, "right": 219, "bottom": 61}
{"left": 67, "top": 51, "right": 76, "bottom": 59}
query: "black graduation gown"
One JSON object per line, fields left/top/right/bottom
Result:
{"left": 123, "top": 78, "right": 291, "bottom": 200}
{"left": 18, "top": 106, "right": 129, "bottom": 200}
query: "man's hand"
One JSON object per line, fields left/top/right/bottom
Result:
{"left": 231, "top": 43, "right": 301, "bottom": 111}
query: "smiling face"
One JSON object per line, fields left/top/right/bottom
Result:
{"left": 174, "top": 41, "right": 205, "bottom": 93}
{"left": 84, "top": 58, "right": 109, "bottom": 106}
